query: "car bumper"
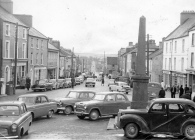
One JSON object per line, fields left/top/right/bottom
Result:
{"left": 0, "top": 135, "right": 18, "bottom": 139}
{"left": 32, "top": 87, "right": 45, "bottom": 90}
{"left": 57, "top": 107, "right": 65, "bottom": 111}
{"left": 86, "top": 84, "right": 95, "bottom": 86}
{"left": 74, "top": 111, "right": 89, "bottom": 116}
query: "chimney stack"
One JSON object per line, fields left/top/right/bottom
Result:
{"left": 0, "top": 0, "right": 13, "bottom": 14}
{"left": 180, "top": 10, "right": 195, "bottom": 25}
{"left": 14, "top": 14, "right": 33, "bottom": 27}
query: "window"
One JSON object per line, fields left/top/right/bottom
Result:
{"left": 105, "top": 94, "right": 115, "bottom": 101}
{"left": 41, "top": 53, "right": 43, "bottom": 64}
{"left": 182, "top": 39, "right": 185, "bottom": 52}
{"left": 166, "top": 43, "right": 168, "bottom": 53}
{"left": 170, "top": 42, "right": 172, "bottom": 53}
{"left": 36, "top": 39, "right": 39, "bottom": 49}
{"left": 31, "top": 38, "right": 33, "bottom": 48}
{"left": 22, "top": 28, "right": 26, "bottom": 39}
{"left": 181, "top": 57, "right": 184, "bottom": 71}
{"left": 35, "top": 97, "right": 41, "bottom": 104}
{"left": 22, "top": 43, "right": 26, "bottom": 58}
{"left": 168, "top": 104, "right": 184, "bottom": 113}
{"left": 192, "top": 33, "right": 195, "bottom": 46}
{"left": 174, "top": 57, "right": 176, "bottom": 70}
{"left": 21, "top": 66, "right": 25, "bottom": 77}
{"left": 41, "top": 40, "right": 43, "bottom": 49}
{"left": 165, "top": 58, "right": 167, "bottom": 69}
{"left": 191, "top": 53, "right": 194, "bottom": 68}
{"left": 186, "top": 105, "right": 195, "bottom": 114}
{"left": 41, "top": 96, "right": 48, "bottom": 103}
{"left": 175, "top": 41, "right": 177, "bottom": 53}
{"left": 169, "top": 58, "right": 171, "bottom": 70}
{"left": 5, "top": 24, "right": 10, "bottom": 36}
{"left": 31, "top": 53, "right": 33, "bottom": 64}
{"left": 20, "top": 106, "right": 25, "bottom": 114}
{"left": 116, "top": 94, "right": 126, "bottom": 101}
{"left": 151, "top": 103, "right": 166, "bottom": 112}
{"left": 36, "top": 53, "right": 38, "bottom": 64}
{"left": 5, "top": 41, "right": 10, "bottom": 58}
{"left": 89, "top": 93, "right": 95, "bottom": 99}
{"left": 79, "top": 93, "right": 88, "bottom": 99}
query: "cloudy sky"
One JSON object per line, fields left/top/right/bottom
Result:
{"left": 12, "top": 0, "right": 195, "bottom": 54}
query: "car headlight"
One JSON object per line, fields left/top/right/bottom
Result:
{"left": 84, "top": 105, "right": 87, "bottom": 109}
{"left": 151, "top": 93, "right": 156, "bottom": 96}
{"left": 11, "top": 123, "right": 17, "bottom": 132}
{"left": 74, "top": 105, "right": 76, "bottom": 108}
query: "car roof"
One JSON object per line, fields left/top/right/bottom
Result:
{"left": 152, "top": 98, "right": 195, "bottom": 106}
{"left": 18, "top": 94, "right": 47, "bottom": 98}
{"left": 96, "top": 92, "right": 121, "bottom": 95}
{"left": 69, "top": 90, "right": 95, "bottom": 93}
{"left": 0, "top": 101, "right": 24, "bottom": 106}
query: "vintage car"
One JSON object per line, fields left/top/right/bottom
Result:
{"left": 31, "top": 79, "right": 53, "bottom": 92}
{"left": 74, "top": 92, "right": 131, "bottom": 120}
{"left": 85, "top": 78, "right": 96, "bottom": 87}
{"left": 0, "top": 101, "right": 32, "bottom": 139}
{"left": 49, "top": 79, "right": 60, "bottom": 89}
{"left": 57, "top": 79, "right": 68, "bottom": 88}
{"left": 109, "top": 82, "right": 131, "bottom": 94}
{"left": 52, "top": 90, "right": 96, "bottom": 115}
{"left": 75, "top": 77, "right": 81, "bottom": 85}
{"left": 17, "top": 94, "right": 57, "bottom": 120}
{"left": 108, "top": 79, "right": 115, "bottom": 87}
{"left": 65, "top": 78, "right": 72, "bottom": 88}
{"left": 78, "top": 75, "right": 84, "bottom": 83}
{"left": 115, "top": 98, "right": 195, "bottom": 140}
{"left": 148, "top": 82, "right": 162, "bottom": 100}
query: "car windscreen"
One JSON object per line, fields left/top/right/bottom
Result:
{"left": 39, "top": 80, "right": 46, "bottom": 84}
{"left": 93, "top": 94, "right": 106, "bottom": 101}
{"left": 66, "top": 92, "right": 80, "bottom": 98}
{"left": 0, "top": 105, "right": 19, "bottom": 116}
{"left": 87, "top": 78, "right": 94, "bottom": 82}
{"left": 18, "top": 97, "right": 35, "bottom": 105}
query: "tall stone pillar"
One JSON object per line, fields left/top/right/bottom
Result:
{"left": 131, "top": 16, "right": 149, "bottom": 109}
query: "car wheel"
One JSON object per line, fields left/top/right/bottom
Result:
{"left": 184, "top": 124, "right": 195, "bottom": 140}
{"left": 85, "top": 85, "right": 87, "bottom": 87}
{"left": 93, "top": 85, "right": 95, "bottom": 87}
{"left": 47, "top": 110, "right": 53, "bottom": 119}
{"left": 77, "top": 116, "right": 85, "bottom": 119}
{"left": 64, "top": 106, "right": 72, "bottom": 115}
{"left": 89, "top": 110, "right": 99, "bottom": 121}
{"left": 124, "top": 123, "right": 139, "bottom": 139}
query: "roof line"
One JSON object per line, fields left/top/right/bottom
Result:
{"left": 30, "top": 27, "right": 48, "bottom": 39}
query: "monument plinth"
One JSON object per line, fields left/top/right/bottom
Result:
{"left": 131, "top": 16, "right": 149, "bottom": 109}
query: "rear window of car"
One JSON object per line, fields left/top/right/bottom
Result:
{"left": 18, "top": 97, "right": 35, "bottom": 105}
{"left": 0, "top": 105, "right": 19, "bottom": 116}
{"left": 39, "top": 80, "right": 46, "bottom": 84}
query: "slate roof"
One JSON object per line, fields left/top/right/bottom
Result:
{"left": 107, "top": 57, "right": 118, "bottom": 65}
{"left": 0, "top": 6, "right": 27, "bottom": 27}
{"left": 149, "top": 48, "right": 163, "bottom": 59}
{"left": 165, "top": 19, "right": 195, "bottom": 41}
{"left": 29, "top": 27, "right": 47, "bottom": 39}
{"left": 48, "top": 43, "right": 59, "bottom": 51}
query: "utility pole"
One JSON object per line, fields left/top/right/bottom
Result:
{"left": 71, "top": 48, "right": 74, "bottom": 78}
{"left": 13, "top": 23, "right": 18, "bottom": 95}
{"left": 64, "top": 56, "right": 66, "bottom": 78}
{"left": 83, "top": 59, "right": 84, "bottom": 73}
{"left": 104, "top": 51, "right": 105, "bottom": 74}
{"left": 147, "top": 34, "right": 149, "bottom": 76}
{"left": 0, "top": 39, "right": 2, "bottom": 95}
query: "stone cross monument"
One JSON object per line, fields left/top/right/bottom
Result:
{"left": 131, "top": 16, "right": 149, "bottom": 109}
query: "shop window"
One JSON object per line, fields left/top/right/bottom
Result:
{"left": 21, "top": 66, "right": 25, "bottom": 77}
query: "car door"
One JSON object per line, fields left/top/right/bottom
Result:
{"left": 88, "top": 92, "right": 95, "bottom": 100}
{"left": 20, "top": 104, "right": 29, "bottom": 133}
{"left": 34, "top": 96, "right": 45, "bottom": 117}
{"left": 102, "top": 94, "right": 117, "bottom": 115}
{"left": 148, "top": 103, "right": 168, "bottom": 133}
{"left": 115, "top": 94, "right": 130, "bottom": 112}
{"left": 167, "top": 103, "right": 192, "bottom": 133}
{"left": 40, "top": 96, "right": 51, "bottom": 115}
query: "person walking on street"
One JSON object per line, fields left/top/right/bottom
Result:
{"left": 71, "top": 77, "right": 75, "bottom": 89}
{"left": 179, "top": 85, "right": 184, "bottom": 97}
{"left": 159, "top": 87, "right": 165, "bottom": 98}
{"left": 26, "top": 77, "right": 31, "bottom": 91}
{"left": 171, "top": 85, "right": 176, "bottom": 98}
{"left": 101, "top": 77, "right": 104, "bottom": 86}
{"left": 184, "top": 84, "right": 189, "bottom": 94}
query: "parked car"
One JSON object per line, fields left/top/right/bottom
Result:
{"left": 52, "top": 90, "right": 96, "bottom": 115}
{"left": 108, "top": 79, "right": 115, "bottom": 87}
{"left": 31, "top": 79, "right": 53, "bottom": 92}
{"left": 78, "top": 75, "right": 84, "bottom": 83}
{"left": 109, "top": 82, "right": 131, "bottom": 94}
{"left": 96, "top": 76, "right": 102, "bottom": 81}
{"left": 65, "top": 78, "right": 72, "bottom": 88}
{"left": 17, "top": 94, "right": 57, "bottom": 120}
{"left": 58, "top": 79, "right": 67, "bottom": 88}
{"left": 148, "top": 82, "right": 162, "bottom": 100}
{"left": 115, "top": 98, "right": 195, "bottom": 140}
{"left": 74, "top": 92, "right": 131, "bottom": 120}
{"left": 75, "top": 77, "right": 81, "bottom": 85}
{"left": 49, "top": 79, "right": 60, "bottom": 89}
{"left": 85, "top": 78, "right": 96, "bottom": 87}
{"left": 0, "top": 101, "right": 32, "bottom": 139}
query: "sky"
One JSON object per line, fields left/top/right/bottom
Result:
{"left": 12, "top": 0, "right": 195, "bottom": 54}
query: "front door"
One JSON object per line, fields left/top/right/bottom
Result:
{"left": 115, "top": 94, "right": 130, "bottom": 112}
{"left": 102, "top": 94, "right": 117, "bottom": 115}
{"left": 149, "top": 103, "right": 168, "bottom": 133}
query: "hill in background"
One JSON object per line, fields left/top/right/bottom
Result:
{"left": 75, "top": 53, "right": 117, "bottom": 59}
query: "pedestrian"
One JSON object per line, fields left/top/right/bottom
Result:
{"left": 176, "top": 85, "right": 179, "bottom": 94}
{"left": 101, "top": 77, "right": 104, "bottom": 86}
{"left": 171, "top": 85, "right": 176, "bottom": 98}
{"left": 158, "top": 87, "right": 165, "bottom": 98}
{"left": 184, "top": 84, "right": 189, "bottom": 94}
{"left": 26, "top": 76, "right": 31, "bottom": 91}
{"left": 180, "top": 91, "right": 191, "bottom": 100}
{"left": 71, "top": 77, "right": 75, "bottom": 89}
{"left": 179, "top": 85, "right": 184, "bottom": 97}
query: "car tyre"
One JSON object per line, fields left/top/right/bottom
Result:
{"left": 124, "top": 123, "right": 139, "bottom": 139}
{"left": 89, "top": 110, "right": 99, "bottom": 121}
{"left": 184, "top": 124, "right": 195, "bottom": 140}
{"left": 64, "top": 106, "right": 72, "bottom": 115}
{"left": 77, "top": 116, "right": 85, "bottom": 119}
{"left": 47, "top": 110, "right": 53, "bottom": 119}
{"left": 85, "top": 85, "right": 87, "bottom": 87}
